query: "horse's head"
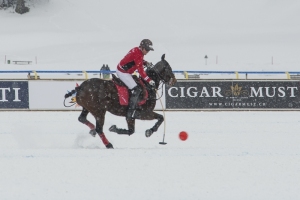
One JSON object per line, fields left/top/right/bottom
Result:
{"left": 146, "top": 54, "right": 177, "bottom": 87}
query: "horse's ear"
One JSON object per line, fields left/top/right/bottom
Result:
{"left": 161, "top": 54, "right": 165, "bottom": 61}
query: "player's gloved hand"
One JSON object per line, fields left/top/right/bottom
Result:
{"left": 149, "top": 80, "right": 155, "bottom": 88}
{"left": 145, "top": 61, "right": 153, "bottom": 68}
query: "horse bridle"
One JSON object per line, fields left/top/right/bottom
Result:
{"left": 146, "top": 62, "right": 171, "bottom": 100}
{"left": 148, "top": 61, "right": 171, "bottom": 85}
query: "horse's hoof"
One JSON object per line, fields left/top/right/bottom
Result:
{"left": 109, "top": 125, "right": 117, "bottom": 132}
{"left": 145, "top": 129, "right": 153, "bottom": 138}
{"left": 89, "top": 129, "right": 97, "bottom": 137}
{"left": 106, "top": 143, "right": 114, "bottom": 149}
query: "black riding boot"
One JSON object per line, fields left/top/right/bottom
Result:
{"left": 126, "top": 86, "right": 142, "bottom": 120}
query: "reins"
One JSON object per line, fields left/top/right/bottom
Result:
{"left": 153, "top": 82, "right": 164, "bottom": 100}
{"left": 145, "top": 63, "right": 167, "bottom": 101}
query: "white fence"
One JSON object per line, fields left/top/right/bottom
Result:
{"left": 1, "top": 70, "right": 300, "bottom": 80}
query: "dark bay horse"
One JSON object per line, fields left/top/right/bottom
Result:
{"left": 64, "top": 54, "right": 176, "bottom": 149}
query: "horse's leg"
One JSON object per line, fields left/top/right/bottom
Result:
{"left": 78, "top": 107, "right": 97, "bottom": 137}
{"left": 93, "top": 111, "right": 114, "bottom": 149}
{"left": 109, "top": 118, "right": 135, "bottom": 136}
{"left": 144, "top": 112, "right": 164, "bottom": 137}
{"left": 96, "top": 122, "right": 114, "bottom": 149}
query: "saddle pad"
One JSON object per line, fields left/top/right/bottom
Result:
{"left": 114, "top": 84, "right": 129, "bottom": 106}
{"left": 114, "top": 80, "right": 148, "bottom": 106}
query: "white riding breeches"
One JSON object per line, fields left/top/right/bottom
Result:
{"left": 116, "top": 69, "right": 137, "bottom": 90}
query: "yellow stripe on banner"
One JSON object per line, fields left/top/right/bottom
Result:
{"left": 286, "top": 72, "right": 291, "bottom": 79}
{"left": 235, "top": 71, "right": 239, "bottom": 79}
{"left": 184, "top": 71, "right": 188, "bottom": 79}
{"left": 32, "top": 70, "right": 38, "bottom": 80}
{"left": 82, "top": 71, "right": 88, "bottom": 80}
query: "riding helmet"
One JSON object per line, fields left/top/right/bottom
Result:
{"left": 140, "top": 39, "right": 154, "bottom": 51}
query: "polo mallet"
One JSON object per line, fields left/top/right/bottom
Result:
{"left": 157, "top": 91, "right": 167, "bottom": 145}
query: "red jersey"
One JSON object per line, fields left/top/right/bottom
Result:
{"left": 117, "top": 47, "right": 151, "bottom": 82}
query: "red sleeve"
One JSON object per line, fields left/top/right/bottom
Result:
{"left": 136, "top": 58, "right": 151, "bottom": 82}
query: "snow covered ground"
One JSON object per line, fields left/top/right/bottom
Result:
{"left": 1, "top": 111, "right": 300, "bottom": 199}
{"left": 1, "top": 1, "right": 300, "bottom": 199}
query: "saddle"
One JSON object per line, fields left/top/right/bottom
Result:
{"left": 112, "top": 74, "right": 148, "bottom": 106}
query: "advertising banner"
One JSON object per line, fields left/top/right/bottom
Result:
{"left": 165, "top": 80, "right": 300, "bottom": 109}
{"left": 6, "top": 79, "right": 300, "bottom": 110}
{"left": 0, "top": 81, "right": 29, "bottom": 109}
{"left": 29, "top": 80, "right": 83, "bottom": 110}
{"left": 28, "top": 80, "right": 165, "bottom": 110}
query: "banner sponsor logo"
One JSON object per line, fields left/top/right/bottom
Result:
{"left": 0, "top": 81, "right": 29, "bottom": 109}
{"left": 165, "top": 81, "right": 300, "bottom": 109}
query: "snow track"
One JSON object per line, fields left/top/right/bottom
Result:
{"left": 1, "top": 111, "right": 300, "bottom": 199}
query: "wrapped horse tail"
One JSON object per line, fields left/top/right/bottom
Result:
{"left": 64, "top": 86, "right": 81, "bottom": 99}
{"left": 64, "top": 89, "right": 76, "bottom": 99}
{"left": 63, "top": 86, "right": 81, "bottom": 107}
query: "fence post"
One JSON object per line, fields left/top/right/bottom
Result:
{"left": 235, "top": 72, "right": 239, "bottom": 79}
{"left": 32, "top": 70, "right": 39, "bottom": 80}
{"left": 286, "top": 72, "right": 291, "bottom": 79}
{"left": 184, "top": 71, "right": 189, "bottom": 79}
{"left": 82, "top": 71, "right": 88, "bottom": 80}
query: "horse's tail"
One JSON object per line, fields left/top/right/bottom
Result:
{"left": 63, "top": 86, "right": 81, "bottom": 107}
{"left": 64, "top": 86, "right": 81, "bottom": 99}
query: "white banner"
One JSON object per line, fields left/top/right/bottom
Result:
{"left": 29, "top": 80, "right": 165, "bottom": 110}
